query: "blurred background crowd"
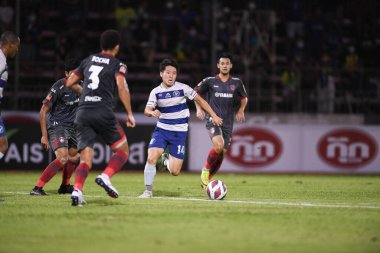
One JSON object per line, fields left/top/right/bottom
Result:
{"left": 1, "top": 0, "right": 379, "bottom": 121}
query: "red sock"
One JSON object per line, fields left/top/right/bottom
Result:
{"left": 210, "top": 152, "right": 224, "bottom": 179}
{"left": 103, "top": 150, "right": 128, "bottom": 178}
{"left": 62, "top": 160, "right": 77, "bottom": 185}
{"left": 36, "top": 159, "right": 64, "bottom": 187}
{"left": 74, "top": 163, "right": 90, "bottom": 191}
{"left": 204, "top": 149, "right": 219, "bottom": 171}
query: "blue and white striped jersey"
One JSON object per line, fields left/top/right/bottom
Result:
{"left": 0, "top": 49, "right": 8, "bottom": 106}
{"left": 147, "top": 81, "right": 197, "bottom": 132}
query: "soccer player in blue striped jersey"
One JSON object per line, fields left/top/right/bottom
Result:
{"left": 139, "top": 59, "right": 222, "bottom": 198}
{"left": 0, "top": 31, "right": 20, "bottom": 160}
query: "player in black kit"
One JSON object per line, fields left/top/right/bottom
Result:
{"left": 66, "top": 29, "right": 136, "bottom": 206}
{"left": 30, "top": 58, "right": 81, "bottom": 196}
{"left": 195, "top": 53, "right": 248, "bottom": 189}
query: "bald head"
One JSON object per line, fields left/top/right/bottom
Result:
{"left": 0, "top": 31, "right": 20, "bottom": 58}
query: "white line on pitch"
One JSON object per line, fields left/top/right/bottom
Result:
{"left": 2, "top": 191, "right": 380, "bottom": 209}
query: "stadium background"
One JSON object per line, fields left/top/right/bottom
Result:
{"left": 0, "top": 0, "right": 379, "bottom": 172}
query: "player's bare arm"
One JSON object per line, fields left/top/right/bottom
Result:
{"left": 236, "top": 97, "right": 248, "bottom": 123}
{"left": 39, "top": 104, "right": 51, "bottom": 150}
{"left": 144, "top": 105, "right": 161, "bottom": 118}
{"left": 66, "top": 73, "right": 83, "bottom": 95}
{"left": 194, "top": 95, "right": 223, "bottom": 126}
{"left": 116, "top": 75, "right": 135, "bottom": 128}
{"left": 194, "top": 100, "right": 206, "bottom": 120}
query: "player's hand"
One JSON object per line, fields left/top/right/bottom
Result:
{"left": 151, "top": 109, "right": 161, "bottom": 118}
{"left": 196, "top": 110, "right": 205, "bottom": 120}
{"left": 211, "top": 115, "right": 223, "bottom": 127}
{"left": 41, "top": 136, "right": 50, "bottom": 151}
{"left": 235, "top": 110, "right": 245, "bottom": 123}
{"left": 126, "top": 114, "right": 136, "bottom": 128}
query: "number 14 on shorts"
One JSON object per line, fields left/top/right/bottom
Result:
{"left": 177, "top": 145, "right": 185, "bottom": 155}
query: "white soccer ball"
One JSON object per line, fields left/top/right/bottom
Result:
{"left": 206, "top": 180, "right": 227, "bottom": 200}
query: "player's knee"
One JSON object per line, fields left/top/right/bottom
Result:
{"left": 214, "top": 146, "right": 224, "bottom": 154}
{"left": 69, "top": 154, "right": 79, "bottom": 163}
{"left": 171, "top": 169, "right": 180, "bottom": 176}
{"left": 0, "top": 138, "right": 8, "bottom": 153}
{"left": 57, "top": 155, "right": 68, "bottom": 165}
{"left": 0, "top": 145, "right": 8, "bottom": 154}
{"left": 147, "top": 156, "right": 157, "bottom": 165}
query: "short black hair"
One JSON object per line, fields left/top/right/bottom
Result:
{"left": 159, "top": 58, "right": 179, "bottom": 72}
{"left": 64, "top": 58, "right": 80, "bottom": 72}
{"left": 218, "top": 52, "right": 233, "bottom": 64}
{"left": 100, "top": 29, "right": 121, "bottom": 50}
{"left": 0, "top": 31, "right": 19, "bottom": 46}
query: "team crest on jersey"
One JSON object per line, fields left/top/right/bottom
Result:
{"left": 119, "top": 65, "right": 127, "bottom": 74}
{"left": 173, "top": 90, "right": 180, "bottom": 97}
{"left": 59, "top": 136, "right": 65, "bottom": 143}
{"left": 230, "top": 84, "right": 236, "bottom": 91}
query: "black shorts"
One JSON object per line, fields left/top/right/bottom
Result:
{"left": 48, "top": 126, "right": 78, "bottom": 151}
{"left": 205, "top": 120, "right": 232, "bottom": 149}
{"left": 75, "top": 108, "right": 126, "bottom": 151}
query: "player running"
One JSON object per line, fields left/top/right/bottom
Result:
{"left": 0, "top": 31, "right": 20, "bottom": 160}
{"left": 195, "top": 52, "right": 248, "bottom": 189}
{"left": 139, "top": 59, "right": 222, "bottom": 198}
{"left": 30, "top": 59, "right": 81, "bottom": 196}
{"left": 66, "top": 30, "right": 136, "bottom": 206}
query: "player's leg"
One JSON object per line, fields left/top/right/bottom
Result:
{"left": 165, "top": 156, "right": 184, "bottom": 176}
{"left": 58, "top": 147, "right": 79, "bottom": 194}
{"left": 0, "top": 136, "right": 7, "bottom": 160}
{"left": 139, "top": 147, "right": 164, "bottom": 198}
{"left": 0, "top": 118, "right": 8, "bottom": 159}
{"left": 95, "top": 122, "right": 129, "bottom": 199}
{"left": 164, "top": 131, "right": 187, "bottom": 176}
{"left": 139, "top": 128, "right": 167, "bottom": 198}
{"left": 71, "top": 147, "right": 92, "bottom": 206}
{"left": 59, "top": 127, "right": 79, "bottom": 194}
{"left": 200, "top": 123, "right": 225, "bottom": 189}
{"left": 31, "top": 127, "right": 70, "bottom": 195}
{"left": 208, "top": 130, "right": 231, "bottom": 180}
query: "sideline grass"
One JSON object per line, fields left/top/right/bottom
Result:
{"left": 0, "top": 172, "right": 379, "bottom": 253}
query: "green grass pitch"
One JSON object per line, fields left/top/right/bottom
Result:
{"left": 0, "top": 172, "right": 379, "bottom": 253}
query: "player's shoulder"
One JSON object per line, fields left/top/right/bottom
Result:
{"left": 231, "top": 76, "right": 244, "bottom": 84}
{"left": 174, "top": 81, "right": 190, "bottom": 88}
{"left": 231, "top": 76, "right": 242, "bottom": 81}
{"left": 202, "top": 76, "right": 215, "bottom": 82}
{"left": 51, "top": 78, "right": 65, "bottom": 89}
{"left": 151, "top": 84, "right": 164, "bottom": 94}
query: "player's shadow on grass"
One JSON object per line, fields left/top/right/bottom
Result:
{"left": 154, "top": 190, "right": 181, "bottom": 197}
{"left": 89, "top": 199, "right": 127, "bottom": 206}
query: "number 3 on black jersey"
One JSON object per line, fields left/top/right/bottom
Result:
{"left": 88, "top": 65, "right": 104, "bottom": 90}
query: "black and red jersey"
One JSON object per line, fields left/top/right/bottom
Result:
{"left": 195, "top": 74, "right": 247, "bottom": 130}
{"left": 42, "top": 78, "right": 79, "bottom": 128}
{"left": 74, "top": 52, "right": 128, "bottom": 111}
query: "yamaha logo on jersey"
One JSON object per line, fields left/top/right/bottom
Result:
{"left": 215, "top": 92, "right": 233, "bottom": 98}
